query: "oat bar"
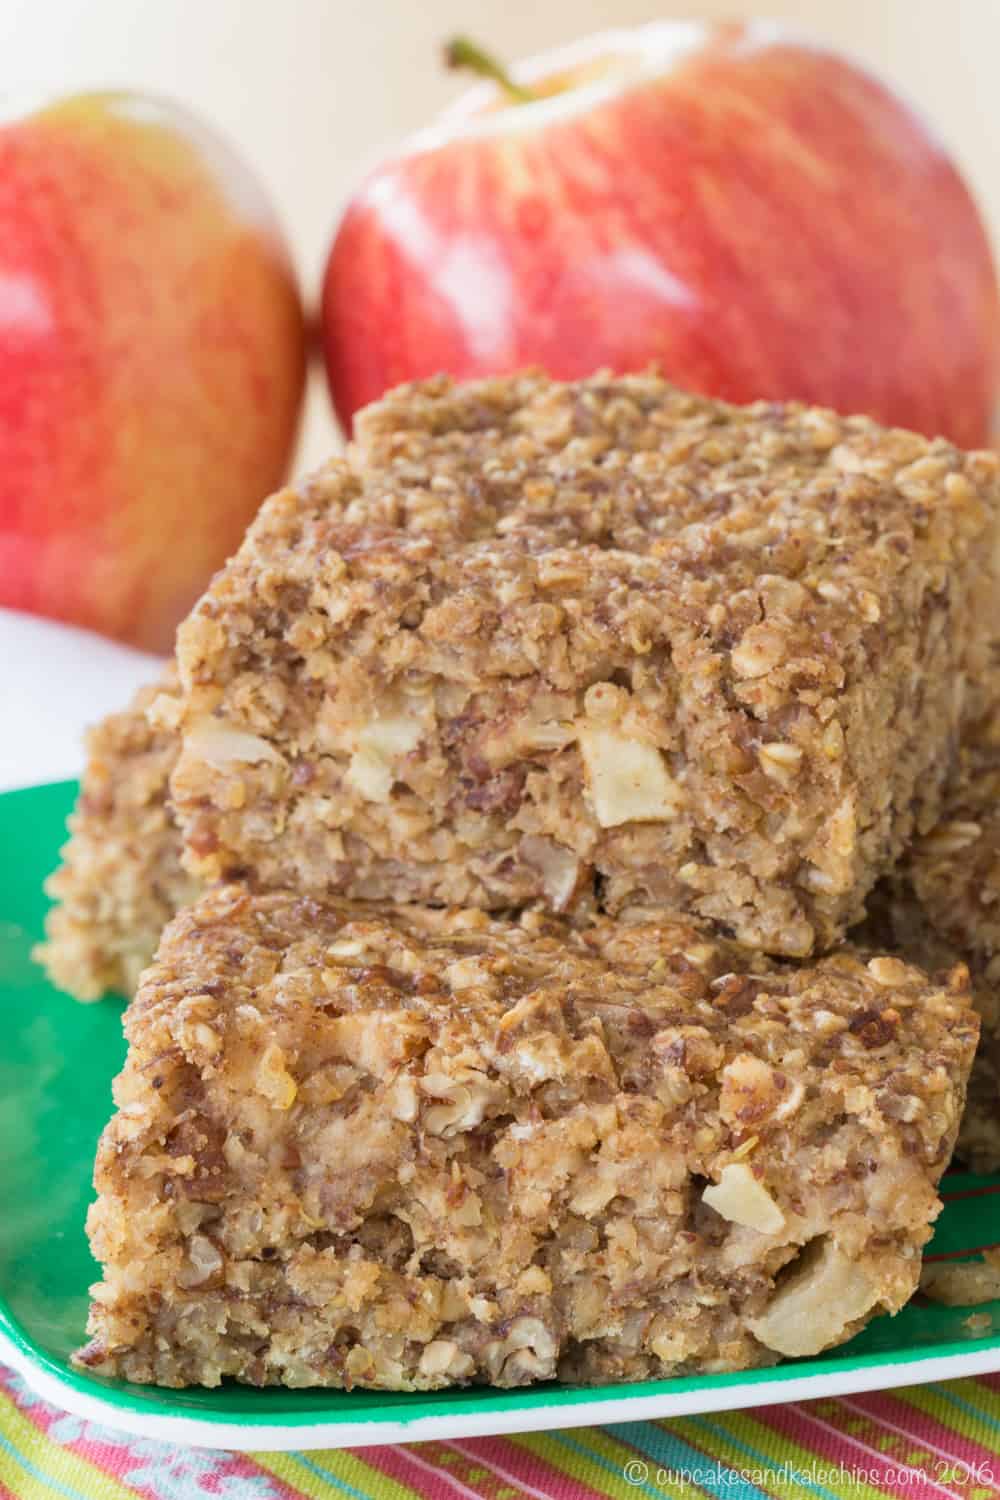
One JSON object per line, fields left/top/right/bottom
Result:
{"left": 77, "top": 885, "right": 975, "bottom": 1390}
{"left": 861, "top": 749, "right": 1000, "bottom": 1171}
{"left": 170, "top": 372, "right": 1000, "bottom": 956}
{"left": 36, "top": 671, "right": 198, "bottom": 1001}
{"left": 907, "top": 751, "right": 1000, "bottom": 963}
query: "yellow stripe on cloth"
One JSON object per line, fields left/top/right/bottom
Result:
{"left": 513, "top": 1426, "right": 709, "bottom": 1500}
{"left": 257, "top": 1445, "right": 420, "bottom": 1500}
{"left": 676, "top": 1407, "right": 899, "bottom": 1500}
{"left": 896, "top": 1380, "right": 1000, "bottom": 1447}
{"left": 670, "top": 1415, "right": 808, "bottom": 1500}
{"left": 0, "top": 1385, "right": 140, "bottom": 1500}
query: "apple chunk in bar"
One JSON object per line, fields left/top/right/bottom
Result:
{"left": 170, "top": 372, "right": 1000, "bottom": 957}
{"left": 76, "top": 884, "right": 976, "bottom": 1390}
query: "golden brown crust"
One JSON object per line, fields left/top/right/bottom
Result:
{"left": 77, "top": 885, "right": 976, "bottom": 1390}
{"left": 171, "top": 371, "right": 1000, "bottom": 957}
{"left": 35, "top": 670, "right": 198, "bottom": 1001}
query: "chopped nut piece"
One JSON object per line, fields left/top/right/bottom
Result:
{"left": 256, "top": 1043, "right": 297, "bottom": 1109}
{"left": 345, "top": 703, "right": 427, "bottom": 803}
{"left": 731, "top": 624, "right": 787, "bottom": 679}
{"left": 719, "top": 1053, "right": 786, "bottom": 1126}
{"left": 358, "top": 707, "right": 424, "bottom": 759}
{"left": 444, "top": 957, "right": 491, "bottom": 991}
{"left": 419, "top": 1340, "right": 475, "bottom": 1379}
{"left": 519, "top": 835, "right": 585, "bottom": 912}
{"left": 346, "top": 747, "right": 393, "bottom": 803}
{"left": 179, "top": 1235, "right": 224, "bottom": 1288}
{"left": 866, "top": 957, "right": 911, "bottom": 987}
{"left": 484, "top": 1317, "right": 558, "bottom": 1384}
{"left": 924, "top": 1261, "right": 1000, "bottom": 1306}
{"left": 758, "top": 742, "right": 804, "bottom": 777}
{"left": 184, "top": 718, "right": 282, "bottom": 768}
{"left": 919, "top": 821, "right": 984, "bottom": 856}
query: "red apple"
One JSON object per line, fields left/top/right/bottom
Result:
{"left": 0, "top": 92, "right": 306, "bottom": 651}
{"left": 322, "top": 22, "right": 1000, "bottom": 446}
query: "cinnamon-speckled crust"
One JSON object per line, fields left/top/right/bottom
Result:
{"left": 169, "top": 372, "right": 1000, "bottom": 957}
{"left": 35, "top": 671, "right": 198, "bottom": 1001}
{"left": 77, "top": 885, "right": 976, "bottom": 1391}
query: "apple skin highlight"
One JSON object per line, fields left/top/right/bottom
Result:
{"left": 323, "top": 21, "right": 1000, "bottom": 445}
{"left": 0, "top": 93, "right": 306, "bottom": 652}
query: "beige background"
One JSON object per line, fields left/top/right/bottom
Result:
{"left": 5, "top": 0, "right": 997, "bottom": 465}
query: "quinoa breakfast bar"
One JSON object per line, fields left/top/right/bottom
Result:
{"left": 861, "top": 746, "right": 1000, "bottom": 1172}
{"left": 36, "top": 670, "right": 198, "bottom": 1002}
{"left": 857, "top": 883, "right": 1000, "bottom": 1174}
{"left": 76, "top": 884, "right": 976, "bottom": 1391}
{"left": 169, "top": 372, "right": 1000, "bottom": 958}
{"left": 907, "top": 751, "right": 1000, "bottom": 965}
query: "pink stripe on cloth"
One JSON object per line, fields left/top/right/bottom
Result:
{"left": 755, "top": 1400, "right": 960, "bottom": 1500}
{"left": 59, "top": 1432, "right": 290, "bottom": 1500}
{"left": 840, "top": 1393, "right": 1000, "bottom": 1493}
{"left": 362, "top": 1441, "right": 498, "bottom": 1500}
{"left": 218, "top": 1461, "right": 309, "bottom": 1500}
{"left": 451, "top": 1436, "right": 609, "bottom": 1500}
{"left": 0, "top": 1364, "right": 300, "bottom": 1500}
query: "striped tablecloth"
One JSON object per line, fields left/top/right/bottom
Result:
{"left": 2, "top": 1365, "right": 999, "bottom": 1500}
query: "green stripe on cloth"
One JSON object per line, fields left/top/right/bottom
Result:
{"left": 258, "top": 1448, "right": 420, "bottom": 1500}
{"left": 937, "top": 1380, "right": 1000, "bottom": 1433}
{"left": 670, "top": 1414, "right": 828, "bottom": 1500}
{"left": 602, "top": 1418, "right": 771, "bottom": 1500}
{"left": 513, "top": 1427, "right": 674, "bottom": 1500}
{"left": 678, "top": 1408, "right": 886, "bottom": 1500}
{"left": 903, "top": 1382, "right": 1000, "bottom": 1445}
{"left": 549, "top": 1423, "right": 712, "bottom": 1500}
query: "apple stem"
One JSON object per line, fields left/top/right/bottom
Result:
{"left": 443, "top": 36, "right": 537, "bottom": 104}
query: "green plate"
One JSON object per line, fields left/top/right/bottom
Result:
{"left": 2, "top": 780, "right": 1000, "bottom": 1451}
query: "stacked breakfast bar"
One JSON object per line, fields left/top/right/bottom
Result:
{"left": 38, "top": 371, "right": 1000, "bottom": 1389}
{"left": 75, "top": 888, "right": 975, "bottom": 1389}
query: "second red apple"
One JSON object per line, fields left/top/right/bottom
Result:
{"left": 323, "top": 22, "right": 999, "bottom": 445}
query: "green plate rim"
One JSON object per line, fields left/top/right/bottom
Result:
{"left": 5, "top": 1297, "right": 1000, "bottom": 1431}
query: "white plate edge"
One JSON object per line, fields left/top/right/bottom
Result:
{"left": 4, "top": 1326, "right": 1000, "bottom": 1453}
